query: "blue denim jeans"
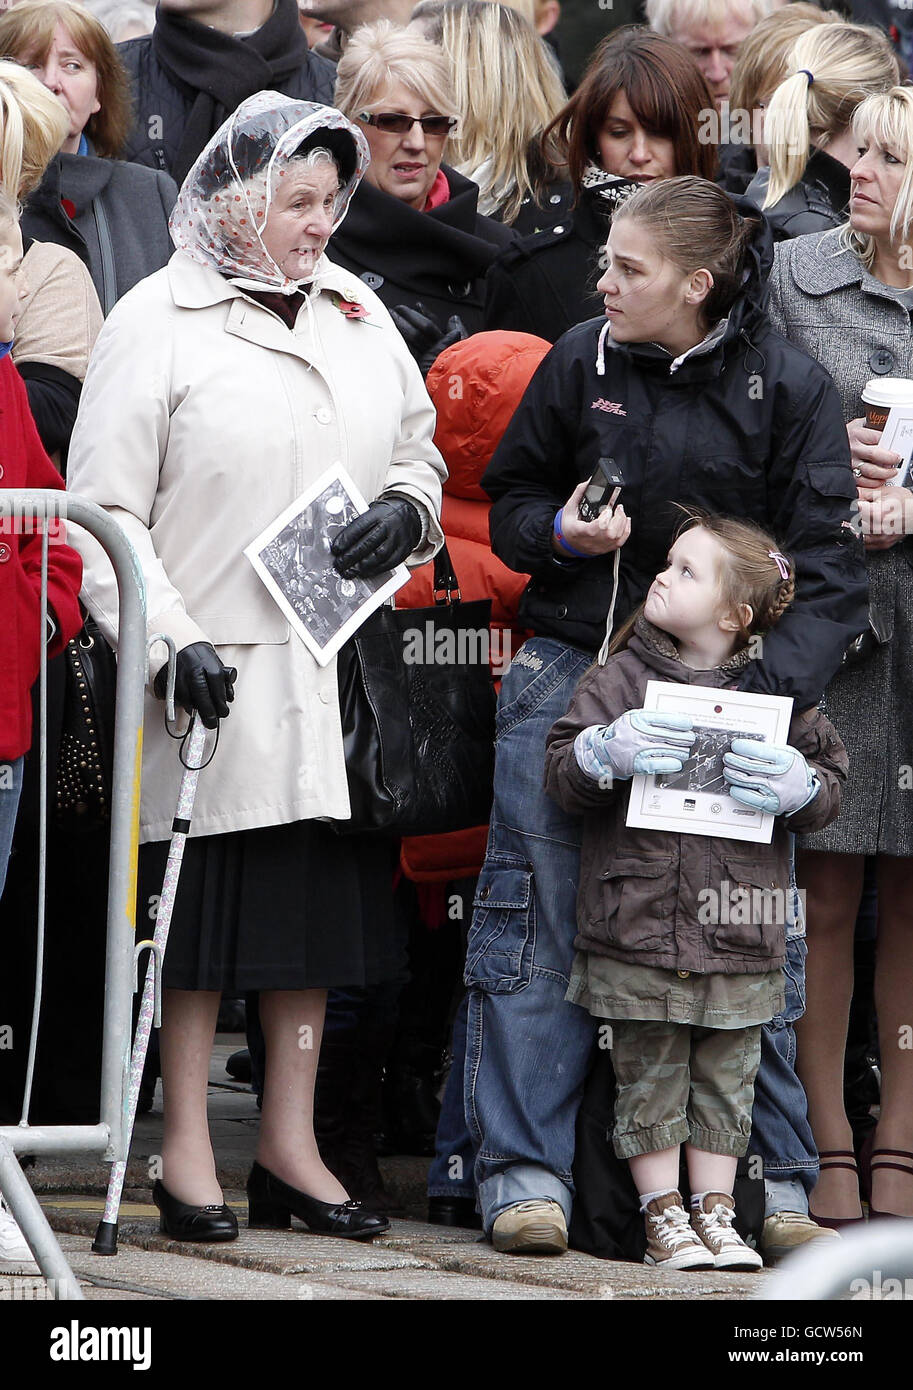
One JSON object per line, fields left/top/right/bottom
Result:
{"left": 752, "top": 907, "right": 818, "bottom": 1212}
{"left": 464, "top": 637, "right": 596, "bottom": 1233}
{"left": 427, "top": 993, "right": 475, "bottom": 1199}
{"left": 0, "top": 757, "right": 24, "bottom": 901}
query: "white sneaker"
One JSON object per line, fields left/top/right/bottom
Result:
{"left": 491, "top": 1199, "right": 568, "bottom": 1254}
{"left": 691, "top": 1192, "right": 764, "bottom": 1270}
{"left": 643, "top": 1191, "right": 716, "bottom": 1270}
{"left": 0, "top": 1200, "right": 40, "bottom": 1275}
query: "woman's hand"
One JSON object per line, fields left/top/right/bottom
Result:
{"left": 331, "top": 496, "right": 423, "bottom": 577}
{"left": 553, "top": 479, "right": 631, "bottom": 558}
{"left": 153, "top": 642, "right": 237, "bottom": 730}
{"left": 854, "top": 486, "right": 913, "bottom": 551}
{"left": 389, "top": 303, "right": 468, "bottom": 376}
{"left": 847, "top": 418, "right": 902, "bottom": 487}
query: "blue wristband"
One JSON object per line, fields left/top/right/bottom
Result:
{"left": 553, "top": 508, "right": 589, "bottom": 559}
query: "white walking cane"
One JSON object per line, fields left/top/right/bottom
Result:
{"left": 93, "top": 688, "right": 212, "bottom": 1257}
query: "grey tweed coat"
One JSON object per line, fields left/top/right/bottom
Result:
{"left": 768, "top": 229, "right": 913, "bottom": 854}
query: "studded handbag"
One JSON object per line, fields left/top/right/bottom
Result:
{"left": 56, "top": 615, "right": 116, "bottom": 832}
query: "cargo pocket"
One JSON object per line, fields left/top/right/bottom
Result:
{"left": 464, "top": 858, "right": 535, "bottom": 994}
{"left": 598, "top": 857, "right": 674, "bottom": 953}
{"left": 710, "top": 858, "right": 786, "bottom": 959}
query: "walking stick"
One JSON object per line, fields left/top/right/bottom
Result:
{"left": 92, "top": 713, "right": 211, "bottom": 1256}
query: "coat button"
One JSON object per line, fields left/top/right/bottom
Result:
{"left": 0, "top": 543, "right": 10, "bottom": 562}
{"left": 549, "top": 194, "right": 562, "bottom": 204}
{"left": 869, "top": 348, "right": 895, "bottom": 374}
{"left": 677, "top": 970, "right": 690, "bottom": 978}
{"left": 315, "top": 407, "right": 332, "bottom": 424}
{"left": 553, "top": 225, "right": 565, "bottom": 234}
{"left": 360, "top": 271, "right": 384, "bottom": 290}
{"left": 556, "top": 603, "right": 568, "bottom": 618}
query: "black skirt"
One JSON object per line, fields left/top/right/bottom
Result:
{"left": 137, "top": 818, "right": 404, "bottom": 993}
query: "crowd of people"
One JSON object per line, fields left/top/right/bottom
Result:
{"left": 0, "top": 0, "right": 911, "bottom": 1282}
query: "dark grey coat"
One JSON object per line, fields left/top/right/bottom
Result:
{"left": 767, "top": 230, "right": 913, "bottom": 853}
{"left": 22, "top": 152, "right": 177, "bottom": 314}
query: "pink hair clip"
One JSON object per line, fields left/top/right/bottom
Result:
{"left": 769, "top": 550, "right": 790, "bottom": 580}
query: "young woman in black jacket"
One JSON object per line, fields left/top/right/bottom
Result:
{"left": 467, "top": 175, "right": 868, "bottom": 1260}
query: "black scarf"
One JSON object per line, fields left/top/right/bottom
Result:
{"left": 153, "top": 0, "right": 312, "bottom": 185}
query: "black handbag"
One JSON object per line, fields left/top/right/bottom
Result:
{"left": 331, "top": 544, "right": 496, "bottom": 836}
{"left": 55, "top": 614, "right": 117, "bottom": 832}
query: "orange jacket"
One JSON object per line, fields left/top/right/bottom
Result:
{"left": 397, "top": 331, "right": 550, "bottom": 882}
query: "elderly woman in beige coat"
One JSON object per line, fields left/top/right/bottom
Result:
{"left": 67, "top": 97, "right": 446, "bottom": 1243}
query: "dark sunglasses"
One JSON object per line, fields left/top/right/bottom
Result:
{"left": 356, "top": 111, "right": 457, "bottom": 137}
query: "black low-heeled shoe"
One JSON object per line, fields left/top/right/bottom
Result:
{"left": 247, "top": 1161, "right": 389, "bottom": 1240}
{"left": 152, "top": 1179, "right": 239, "bottom": 1242}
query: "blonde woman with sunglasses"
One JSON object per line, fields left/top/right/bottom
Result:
{"left": 331, "top": 19, "right": 514, "bottom": 375}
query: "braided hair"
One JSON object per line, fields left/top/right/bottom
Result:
{"left": 609, "top": 509, "right": 795, "bottom": 657}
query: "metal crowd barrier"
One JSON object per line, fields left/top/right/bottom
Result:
{"left": 0, "top": 492, "right": 146, "bottom": 1301}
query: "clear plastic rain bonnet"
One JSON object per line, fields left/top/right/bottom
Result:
{"left": 169, "top": 93, "right": 370, "bottom": 293}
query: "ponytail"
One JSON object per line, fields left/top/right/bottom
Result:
{"left": 763, "top": 21, "right": 898, "bottom": 209}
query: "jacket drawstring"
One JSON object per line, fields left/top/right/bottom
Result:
{"left": 595, "top": 320, "right": 611, "bottom": 376}
{"left": 740, "top": 329, "right": 766, "bottom": 376}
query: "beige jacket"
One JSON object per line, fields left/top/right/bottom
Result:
{"left": 67, "top": 250, "right": 447, "bottom": 841}
{"left": 13, "top": 239, "right": 103, "bottom": 381}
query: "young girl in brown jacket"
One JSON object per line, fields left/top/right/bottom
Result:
{"left": 544, "top": 514, "right": 848, "bottom": 1271}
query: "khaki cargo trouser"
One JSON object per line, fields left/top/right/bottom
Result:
{"left": 610, "top": 1020, "right": 762, "bottom": 1159}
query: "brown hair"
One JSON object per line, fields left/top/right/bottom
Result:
{"left": 542, "top": 26, "right": 717, "bottom": 191}
{"left": 0, "top": 0, "right": 133, "bottom": 158}
{"left": 612, "top": 174, "right": 761, "bottom": 324}
{"left": 610, "top": 510, "right": 795, "bottom": 656}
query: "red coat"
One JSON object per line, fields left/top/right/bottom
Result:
{"left": 0, "top": 354, "right": 83, "bottom": 760}
{"left": 397, "top": 331, "right": 550, "bottom": 882}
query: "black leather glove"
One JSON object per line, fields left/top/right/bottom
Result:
{"left": 331, "top": 497, "right": 423, "bottom": 578}
{"left": 389, "top": 302, "right": 468, "bottom": 376}
{"left": 153, "top": 641, "right": 237, "bottom": 730}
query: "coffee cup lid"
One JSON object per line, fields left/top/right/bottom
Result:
{"left": 862, "top": 377, "right": 913, "bottom": 408}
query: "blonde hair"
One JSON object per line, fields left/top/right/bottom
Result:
{"left": 335, "top": 18, "right": 458, "bottom": 126}
{"left": 0, "top": 185, "right": 20, "bottom": 235}
{"left": 729, "top": 3, "right": 841, "bottom": 115}
{"left": 763, "top": 22, "right": 898, "bottom": 208}
{"left": 0, "top": 60, "right": 69, "bottom": 197}
{"left": 646, "top": 0, "right": 770, "bottom": 37}
{"left": 610, "top": 512, "right": 795, "bottom": 655}
{"left": 836, "top": 86, "right": 913, "bottom": 269}
{"left": 431, "top": 2, "right": 565, "bottom": 224}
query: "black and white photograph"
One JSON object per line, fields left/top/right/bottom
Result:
{"left": 244, "top": 464, "right": 410, "bottom": 666}
{"left": 658, "top": 726, "right": 765, "bottom": 796}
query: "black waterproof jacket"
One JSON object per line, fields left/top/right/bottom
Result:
{"left": 328, "top": 165, "right": 515, "bottom": 340}
{"left": 482, "top": 200, "right": 869, "bottom": 710}
{"left": 483, "top": 176, "right": 641, "bottom": 343}
{"left": 745, "top": 147, "right": 850, "bottom": 243}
